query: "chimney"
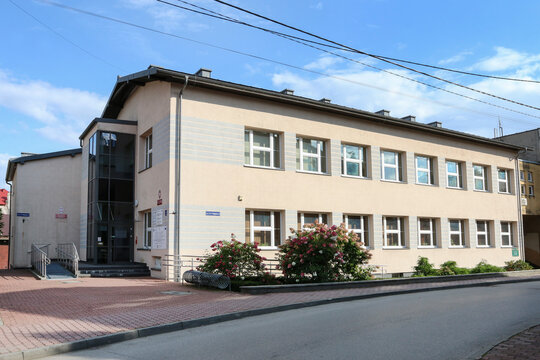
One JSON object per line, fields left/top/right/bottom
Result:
{"left": 319, "top": 98, "right": 331, "bottom": 104}
{"left": 281, "top": 89, "right": 294, "bottom": 95}
{"left": 427, "top": 121, "right": 442, "bottom": 128}
{"left": 401, "top": 115, "right": 416, "bottom": 122}
{"left": 195, "top": 68, "right": 212, "bottom": 78}
{"left": 376, "top": 109, "right": 390, "bottom": 116}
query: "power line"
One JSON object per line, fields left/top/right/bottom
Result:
{"left": 36, "top": 0, "right": 540, "bottom": 126}
{"left": 211, "top": 0, "right": 540, "bottom": 112}
{"left": 7, "top": 0, "right": 124, "bottom": 72}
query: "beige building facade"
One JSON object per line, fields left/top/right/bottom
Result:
{"left": 5, "top": 66, "right": 525, "bottom": 276}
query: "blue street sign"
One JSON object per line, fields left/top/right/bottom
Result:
{"left": 205, "top": 211, "right": 221, "bottom": 216}
{"left": 17, "top": 213, "right": 30, "bottom": 217}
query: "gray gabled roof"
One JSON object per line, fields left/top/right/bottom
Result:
{"left": 5, "top": 148, "right": 82, "bottom": 182}
{"left": 101, "top": 65, "right": 522, "bottom": 152}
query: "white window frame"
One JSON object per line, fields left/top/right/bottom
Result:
{"left": 416, "top": 156, "right": 433, "bottom": 185}
{"left": 473, "top": 165, "right": 487, "bottom": 191}
{"left": 343, "top": 214, "right": 369, "bottom": 248}
{"left": 528, "top": 172, "right": 533, "bottom": 182}
{"left": 381, "top": 150, "right": 402, "bottom": 182}
{"left": 520, "top": 170, "right": 524, "bottom": 181}
{"left": 247, "top": 210, "right": 280, "bottom": 249}
{"left": 298, "top": 212, "right": 328, "bottom": 230}
{"left": 500, "top": 222, "right": 512, "bottom": 247}
{"left": 449, "top": 219, "right": 465, "bottom": 248}
{"left": 529, "top": 185, "right": 535, "bottom": 197}
{"left": 341, "top": 144, "right": 367, "bottom": 178}
{"left": 297, "top": 137, "right": 326, "bottom": 173}
{"left": 144, "top": 211, "right": 152, "bottom": 249}
{"left": 446, "top": 161, "right": 462, "bottom": 189}
{"left": 476, "top": 220, "right": 490, "bottom": 247}
{"left": 245, "top": 129, "right": 280, "bottom": 169}
{"left": 145, "top": 133, "right": 153, "bottom": 169}
{"left": 498, "top": 169, "right": 510, "bottom": 194}
{"left": 418, "top": 218, "right": 436, "bottom": 248}
{"left": 521, "top": 184, "right": 526, "bottom": 196}
{"left": 383, "top": 216, "right": 405, "bottom": 248}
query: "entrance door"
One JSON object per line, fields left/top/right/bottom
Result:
{"left": 110, "top": 224, "right": 133, "bottom": 263}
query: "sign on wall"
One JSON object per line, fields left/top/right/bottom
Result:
{"left": 205, "top": 211, "right": 220, "bottom": 216}
{"left": 152, "top": 208, "right": 164, "bottom": 227}
{"left": 17, "top": 213, "right": 30, "bottom": 217}
{"left": 152, "top": 226, "right": 167, "bottom": 250}
{"left": 512, "top": 248, "right": 519, "bottom": 257}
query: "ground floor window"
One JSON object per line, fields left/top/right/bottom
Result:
{"left": 476, "top": 220, "right": 490, "bottom": 247}
{"left": 418, "top": 218, "right": 436, "bottom": 248}
{"left": 449, "top": 219, "right": 465, "bottom": 247}
{"left": 343, "top": 214, "right": 369, "bottom": 247}
{"left": 297, "top": 212, "right": 328, "bottom": 229}
{"left": 500, "top": 222, "right": 512, "bottom": 247}
{"left": 144, "top": 211, "right": 152, "bottom": 249}
{"left": 383, "top": 216, "right": 405, "bottom": 248}
{"left": 245, "top": 210, "right": 281, "bottom": 248}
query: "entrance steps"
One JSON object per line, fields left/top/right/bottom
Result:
{"left": 78, "top": 262, "right": 151, "bottom": 277}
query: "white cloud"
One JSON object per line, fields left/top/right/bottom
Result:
{"left": 0, "top": 70, "right": 106, "bottom": 145}
{"left": 310, "top": 2, "right": 323, "bottom": 10}
{"left": 304, "top": 56, "right": 343, "bottom": 71}
{"left": 439, "top": 51, "right": 473, "bottom": 65}
{"left": 472, "top": 47, "right": 540, "bottom": 72}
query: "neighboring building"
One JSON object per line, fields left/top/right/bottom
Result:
{"left": 499, "top": 129, "right": 540, "bottom": 267}
{"left": 0, "top": 188, "right": 9, "bottom": 269}
{"left": 6, "top": 66, "right": 524, "bottom": 277}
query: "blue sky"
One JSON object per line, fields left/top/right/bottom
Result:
{"left": 2, "top": 0, "right": 540, "bottom": 188}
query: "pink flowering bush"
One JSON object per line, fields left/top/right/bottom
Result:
{"left": 197, "top": 234, "right": 268, "bottom": 279}
{"left": 278, "top": 223, "right": 372, "bottom": 283}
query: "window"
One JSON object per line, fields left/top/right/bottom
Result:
{"left": 498, "top": 169, "right": 510, "bottom": 193}
{"left": 528, "top": 172, "right": 533, "bottom": 182}
{"left": 298, "top": 213, "right": 328, "bottom": 230}
{"left": 245, "top": 210, "right": 281, "bottom": 248}
{"left": 144, "top": 211, "right": 152, "bottom": 249}
{"left": 416, "top": 156, "right": 434, "bottom": 185}
{"left": 529, "top": 185, "right": 534, "bottom": 197}
{"left": 418, "top": 218, "right": 436, "bottom": 248}
{"left": 296, "top": 137, "right": 327, "bottom": 173}
{"left": 449, "top": 219, "right": 465, "bottom": 247}
{"left": 473, "top": 165, "right": 488, "bottom": 191}
{"left": 476, "top": 220, "right": 490, "bottom": 247}
{"left": 521, "top": 184, "right": 526, "bottom": 196}
{"left": 381, "top": 150, "right": 403, "bottom": 182}
{"left": 500, "top": 222, "right": 512, "bottom": 247}
{"left": 244, "top": 129, "right": 280, "bottom": 168}
{"left": 446, "top": 161, "right": 463, "bottom": 189}
{"left": 383, "top": 216, "right": 405, "bottom": 248}
{"left": 343, "top": 215, "right": 369, "bottom": 247}
{"left": 520, "top": 170, "right": 524, "bottom": 181}
{"left": 341, "top": 144, "right": 367, "bottom": 177}
{"left": 145, "top": 134, "right": 153, "bottom": 169}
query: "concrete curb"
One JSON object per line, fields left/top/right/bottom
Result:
{"left": 2, "top": 276, "right": 539, "bottom": 360}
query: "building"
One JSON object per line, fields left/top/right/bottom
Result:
{"left": 6, "top": 66, "right": 524, "bottom": 277}
{"left": 499, "top": 129, "right": 540, "bottom": 267}
{"left": 0, "top": 188, "right": 9, "bottom": 269}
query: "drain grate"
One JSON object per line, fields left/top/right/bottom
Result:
{"left": 160, "top": 291, "right": 191, "bottom": 296}
{"left": 62, "top": 280, "right": 81, "bottom": 283}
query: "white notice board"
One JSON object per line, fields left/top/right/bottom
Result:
{"left": 152, "top": 226, "right": 167, "bottom": 250}
{"left": 151, "top": 208, "right": 164, "bottom": 227}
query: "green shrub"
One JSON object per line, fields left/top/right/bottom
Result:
{"left": 504, "top": 260, "right": 533, "bottom": 271}
{"left": 439, "top": 261, "right": 470, "bottom": 275}
{"left": 470, "top": 260, "right": 504, "bottom": 273}
{"left": 278, "top": 223, "right": 372, "bottom": 283}
{"left": 414, "top": 257, "right": 440, "bottom": 276}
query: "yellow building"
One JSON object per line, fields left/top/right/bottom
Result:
{"left": 518, "top": 160, "right": 540, "bottom": 267}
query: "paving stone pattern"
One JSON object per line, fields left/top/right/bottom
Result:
{"left": 481, "top": 325, "right": 540, "bottom": 360}
{"left": 0, "top": 270, "right": 539, "bottom": 357}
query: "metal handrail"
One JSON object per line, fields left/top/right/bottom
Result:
{"left": 56, "top": 243, "right": 80, "bottom": 276}
{"left": 31, "top": 244, "right": 51, "bottom": 278}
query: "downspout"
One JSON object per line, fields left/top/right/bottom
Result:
{"left": 6, "top": 181, "right": 12, "bottom": 269}
{"left": 174, "top": 75, "right": 189, "bottom": 274}
{"left": 514, "top": 152, "right": 525, "bottom": 261}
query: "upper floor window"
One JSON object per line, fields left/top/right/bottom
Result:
{"left": 418, "top": 218, "right": 437, "bottom": 248}
{"left": 476, "top": 220, "right": 490, "bottom": 247}
{"left": 245, "top": 210, "right": 281, "bottom": 248}
{"left": 529, "top": 185, "right": 535, "bottom": 197}
{"left": 381, "top": 150, "right": 403, "bottom": 182}
{"left": 145, "top": 133, "right": 153, "bottom": 169}
{"left": 296, "top": 137, "right": 326, "bottom": 173}
{"left": 520, "top": 170, "right": 524, "bottom": 181}
{"left": 498, "top": 169, "right": 510, "bottom": 193}
{"left": 521, "top": 184, "right": 526, "bottom": 196}
{"left": 343, "top": 214, "right": 369, "bottom": 247}
{"left": 298, "top": 212, "right": 328, "bottom": 230}
{"left": 416, "top": 155, "right": 434, "bottom": 185}
{"left": 528, "top": 172, "right": 534, "bottom": 182}
{"left": 383, "top": 216, "right": 405, "bottom": 248}
{"left": 144, "top": 211, "right": 152, "bottom": 249}
{"left": 244, "top": 130, "right": 280, "bottom": 168}
{"left": 500, "top": 222, "right": 512, "bottom": 247}
{"left": 446, "top": 161, "right": 463, "bottom": 189}
{"left": 449, "top": 219, "right": 465, "bottom": 247}
{"left": 473, "top": 165, "right": 488, "bottom": 191}
{"left": 341, "top": 144, "right": 367, "bottom": 178}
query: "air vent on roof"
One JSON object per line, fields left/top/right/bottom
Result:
{"left": 401, "top": 115, "right": 416, "bottom": 122}
{"left": 320, "top": 98, "right": 331, "bottom": 104}
{"left": 427, "top": 121, "right": 442, "bottom": 128}
{"left": 195, "top": 68, "right": 212, "bottom": 78}
{"left": 281, "top": 89, "right": 294, "bottom": 95}
{"left": 20, "top": 152, "right": 36, "bottom": 157}
{"left": 376, "top": 109, "right": 390, "bottom": 116}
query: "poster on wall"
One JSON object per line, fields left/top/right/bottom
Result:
{"left": 151, "top": 208, "right": 164, "bottom": 227}
{"left": 152, "top": 226, "right": 167, "bottom": 250}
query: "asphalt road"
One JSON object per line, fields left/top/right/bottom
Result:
{"left": 46, "top": 281, "right": 540, "bottom": 360}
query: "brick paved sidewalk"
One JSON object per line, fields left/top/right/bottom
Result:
{"left": 481, "top": 325, "right": 540, "bottom": 360}
{"left": 0, "top": 270, "right": 539, "bottom": 358}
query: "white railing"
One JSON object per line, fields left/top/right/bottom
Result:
{"left": 31, "top": 244, "right": 51, "bottom": 278}
{"left": 56, "top": 243, "right": 80, "bottom": 276}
